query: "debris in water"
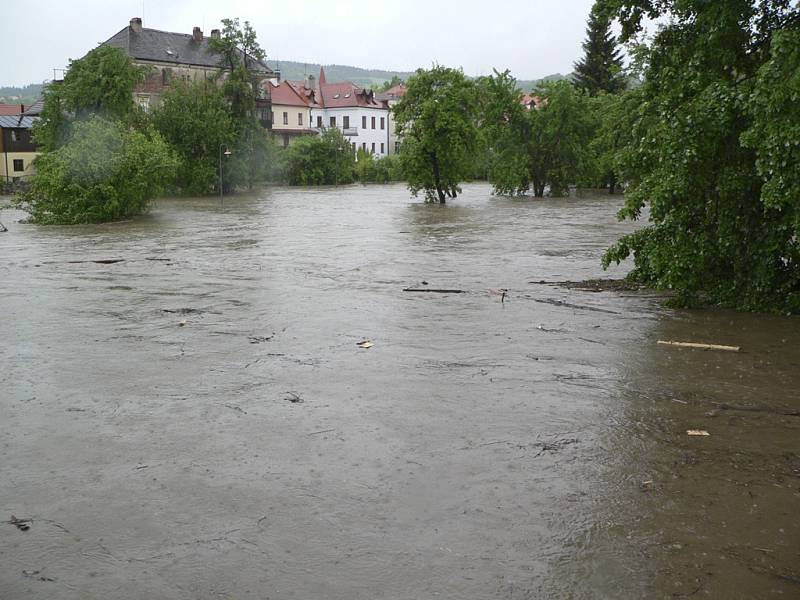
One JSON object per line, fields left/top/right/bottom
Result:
{"left": 658, "top": 340, "right": 741, "bottom": 352}
{"left": 22, "top": 569, "right": 54, "bottom": 581}
{"left": 356, "top": 340, "right": 374, "bottom": 349}
{"left": 7, "top": 515, "right": 32, "bottom": 531}
{"left": 0, "top": 221, "right": 7, "bottom": 232}
{"left": 284, "top": 391, "right": 304, "bottom": 404}
{"left": 687, "top": 430, "right": 711, "bottom": 437}
{"left": 249, "top": 335, "right": 274, "bottom": 344}
{"left": 178, "top": 320, "right": 187, "bottom": 327}
{"left": 403, "top": 288, "right": 465, "bottom": 294}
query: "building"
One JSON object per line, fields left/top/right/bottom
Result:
{"left": 269, "top": 81, "right": 315, "bottom": 148}
{"left": 291, "top": 68, "right": 390, "bottom": 157}
{"left": 521, "top": 93, "right": 543, "bottom": 110}
{"left": 102, "top": 17, "right": 278, "bottom": 125}
{"left": 1, "top": 111, "right": 40, "bottom": 184}
{"left": 376, "top": 83, "right": 407, "bottom": 155}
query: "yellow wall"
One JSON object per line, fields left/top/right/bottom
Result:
{"left": 1, "top": 151, "right": 39, "bottom": 181}
{"left": 271, "top": 104, "right": 311, "bottom": 131}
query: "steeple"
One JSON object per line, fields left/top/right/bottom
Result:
{"left": 318, "top": 67, "right": 327, "bottom": 86}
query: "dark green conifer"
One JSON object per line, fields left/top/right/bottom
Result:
{"left": 573, "top": 8, "right": 625, "bottom": 96}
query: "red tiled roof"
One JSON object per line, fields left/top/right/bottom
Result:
{"left": 283, "top": 69, "right": 387, "bottom": 110}
{"left": 269, "top": 81, "right": 310, "bottom": 107}
{"left": 383, "top": 84, "right": 407, "bottom": 98}
{"left": 521, "top": 93, "right": 542, "bottom": 109}
{"left": 0, "top": 104, "right": 24, "bottom": 116}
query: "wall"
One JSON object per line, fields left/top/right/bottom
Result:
{"left": 1, "top": 151, "right": 39, "bottom": 182}
{"left": 310, "top": 107, "right": 390, "bottom": 157}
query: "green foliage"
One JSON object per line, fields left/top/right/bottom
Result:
{"left": 151, "top": 81, "right": 235, "bottom": 194}
{"left": 377, "top": 76, "right": 404, "bottom": 92}
{"left": 573, "top": 6, "right": 626, "bottom": 96}
{"left": 209, "top": 18, "right": 265, "bottom": 122}
{"left": 34, "top": 46, "right": 146, "bottom": 151}
{"left": 283, "top": 128, "right": 356, "bottom": 185}
{"left": 598, "top": 0, "right": 800, "bottom": 312}
{"left": 355, "top": 151, "right": 403, "bottom": 183}
{"left": 579, "top": 91, "right": 630, "bottom": 191}
{"left": 393, "top": 66, "right": 479, "bottom": 202}
{"left": 481, "top": 74, "right": 594, "bottom": 197}
{"left": 16, "top": 116, "right": 177, "bottom": 224}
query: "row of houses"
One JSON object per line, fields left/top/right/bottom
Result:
{"left": 2, "top": 16, "right": 409, "bottom": 185}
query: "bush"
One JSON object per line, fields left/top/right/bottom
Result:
{"left": 355, "top": 150, "right": 404, "bottom": 183}
{"left": 16, "top": 115, "right": 177, "bottom": 224}
{"left": 283, "top": 128, "right": 355, "bottom": 185}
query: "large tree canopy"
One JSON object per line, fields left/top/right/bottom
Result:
{"left": 599, "top": 0, "right": 800, "bottom": 312}
{"left": 392, "top": 66, "right": 479, "bottom": 203}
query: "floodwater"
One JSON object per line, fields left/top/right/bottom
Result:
{"left": 1, "top": 183, "right": 798, "bottom": 599}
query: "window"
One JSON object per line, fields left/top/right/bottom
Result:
{"left": 317, "top": 116, "right": 322, "bottom": 128}
{"left": 298, "top": 113, "right": 303, "bottom": 126}
{"left": 343, "top": 116, "right": 350, "bottom": 129}
{"left": 271, "top": 111, "right": 275, "bottom": 124}
{"left": 362, "top": 142, "right": 366, "bottom": 151}
{"left": 13, "top": 159, "right": 24, "bottom": 172}
{"left": 10, "top": 130, "right": 18, "bottom": 142}
{"left": 371, "top": 116, "right": 376, "bottom": 129}
{"left": 161, "top": 69, "right": 171, "bottom": 86}
{"left": 395, "top": 141, "right": 401, "bottom": 153}
{"left": 283, "top": 112, "right": 289, "bottom": 125}
{"left": 380, "top": 117, "right": 385, "bottom": 130}
{"left": 371, "top": 142, "right": 375, "bottom": 154}
{"left": 362, "top": 116, "right": 367, "bottom": 129}
{"left": 381, "top": 143, "right": 385, "bottom": 154}
{"left": 330, "top": 116, "right": 336, "bottom": 127}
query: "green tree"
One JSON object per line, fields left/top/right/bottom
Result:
{"left": 573, "top": 6, "right": 626, "bottom": 96}
{"left": 378, "top": 75, "right": 403, "bottom": 92}
{"left": 151, "top": 81, "right": 236, "bottom": 195}
{"left": 16, "top": 116, "right": 176, "bottom": 224}
{"left": 483, "top": 75, "right": 594, "bottom": 197}
{"left": 208, "top": 18, "right": 265, "bottom": 121}
{"left": 392, "top": 66, "right": 479, "bottom": 203}
{"left": 34, "top": 46, "right": 146, "bottom": 150}
{"left": 283, "top": 128, "right": 356, "bottom": 185}
{"left": 599, "top": 0, "right": 800, "bottom": 311}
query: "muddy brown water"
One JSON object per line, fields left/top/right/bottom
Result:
{"left": 1, "top": 184, "right": 798, "bottom": 599}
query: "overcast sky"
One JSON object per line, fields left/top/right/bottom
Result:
{"left": 1, "top": 0, "right": 599, "bottom": 87}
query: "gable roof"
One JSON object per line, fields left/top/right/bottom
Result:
{"left": 0, "top": 104, "right": 23, "bottom": 116}
{"left": 377, "top": 83, "right": 407, "bottom": 101}
{"left": 102, "top": 22, "right": 274, "bottom": 76}
{"left": 308, "top": 68, "right": 386, "bottom": 110}
{"left": 0, "top": 115, "right": 38, "bottom": 129}
{"left": 269, "top": 81, "right": 310, "bottom": 107}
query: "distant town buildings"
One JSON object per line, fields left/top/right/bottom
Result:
{"left": 0, "top": 102, "right": 42, "bottom": 184}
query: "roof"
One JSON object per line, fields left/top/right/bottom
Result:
{"left": 0, "top": 104, "right": 23, "bottom": 116}
{"left": 0, "top": 116, "right": 38, "bottom": 129}
{"left": 377, "top": 83, "right": 407, "bottom": 101}
{"left": 290, "top": 68, "right": 386, "bottom": 110}
{"left": 269, "top": 81, "right": 310, "bottom": 107}
{"left": 22, "top": 99, "right": 44, "bottom": 116}
{"left": 102, "top": 23, "right": 274, "bottom": 75}
{"left": 521, "top": 93, "right": 542, "bottom": 109}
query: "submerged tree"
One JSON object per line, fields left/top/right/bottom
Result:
{"left": 599, "top": 0, "right": 800, "bottom": 311}
{"left": 392, "top": 66, "right": 478, "bottom": 203}
{"left": 16, "top": 116, "right": 176, "bottom": 224}
{"left": 34, "top": 46, "right": 146, "bottom": 150}
{"left": 573, "top": 5, "right": 626, "bottom": 96}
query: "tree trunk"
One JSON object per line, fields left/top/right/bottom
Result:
{"left": 608, "top": 171, "right": 616, "bottom": 195}
{"left": 432, "top": 153, "right": 446, "bottom": 203}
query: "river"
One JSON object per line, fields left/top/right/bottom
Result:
{"left": 1, "top": 183, "right": 798, "bottom": 599}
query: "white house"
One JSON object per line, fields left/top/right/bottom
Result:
{"left": 291, "top": 68, "right": 391, "bottom": 157}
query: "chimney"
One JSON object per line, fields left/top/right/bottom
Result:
{"left": 130, "top": 17, "right": 143, "bottom": 33}
{"left": 193, "top": 27, "right": 203, "bottom": 42}
{"left": 211, "top": 29, "right": 221, "bottom": 40}
{"left": 20, "top": 104, "right": 25, "bottom": 114}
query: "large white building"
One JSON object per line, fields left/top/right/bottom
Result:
{"left": 290, "top": 69, "right": 391, "bottom": 157}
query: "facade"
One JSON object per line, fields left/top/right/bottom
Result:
{"left": 291, "top": 69, "right": 391, "bottom": 157}
{"left": 269, "top": 81, "right": 315, "bottom": 148}
{"left": 0, "top": 115, "right": 39, "bottom": 183}
{"left": 102, "top": 17, "right": 278, "bottom": 125}
{"left": 376, "top": 83, "right": 407, "bottom": 155}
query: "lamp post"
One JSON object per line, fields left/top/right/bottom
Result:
{"left": 219, "top": 144, "right": 232, "bottom": 204}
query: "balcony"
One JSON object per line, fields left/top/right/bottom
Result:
{"left": 342, "top": 127, "right": 359, "bottom": 136}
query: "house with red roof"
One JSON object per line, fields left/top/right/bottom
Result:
{"left": 269, "top": 81, "right": 316, "bottom": 147}
{"left": 377, "top": 84, "right": 407, "bottom": 155}
{"left": 290, "top": 68, "right": 391, "bottom": 157}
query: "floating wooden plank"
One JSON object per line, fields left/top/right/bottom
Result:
{"left": 658, "top": 340, "right": 741, "bottom": 352}
{"left": 403, "top": 288, "right": 465, "bottom": 294}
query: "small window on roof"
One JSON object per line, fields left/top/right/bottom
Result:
{"left": 333, "top": 94, "right": 340, "bottom": 99}
{"left": 344, "top": 93, "right": 351, "bottom": 98}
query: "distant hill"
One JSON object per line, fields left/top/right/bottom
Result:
{"left": 2, "top": 66, "right": 571, "bottom": 100}
{"left": 0, "top": 83, "right": 43, "bottom": 105}
{"left": 267, "top": 60, "right": 570, "bottom": 91}
{"left": 268, "top": 60, "right": 415, "bottom": 89}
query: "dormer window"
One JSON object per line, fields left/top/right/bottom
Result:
{"left": 333, "top": 94, "right": 340, "bottom": 99}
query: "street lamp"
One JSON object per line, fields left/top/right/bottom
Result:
{"left": 219, "top": 144, "right": 232, "bottom": 204}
